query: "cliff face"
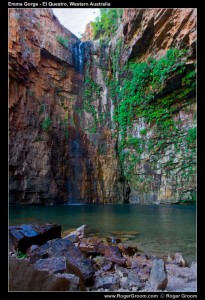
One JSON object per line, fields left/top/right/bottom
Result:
{"left": 79, "top": 8, "right": 197, "bottom": 204}
{"left": 122, "top": 8, "right": 196, "bottom": 62}
{"left": 9, "top": 8, "right": 122, "bottom": 204}
{"left": 9, "top": 8, "right": 196, "bottom": 205}
{"left": 9, "top": 8, "right": 80, "bottom": 204}
{"left": 118, "top": 8, "right": 197, "bottom": 203}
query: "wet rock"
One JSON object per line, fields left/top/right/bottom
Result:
{"left": 78, "top": 237, "right": 101, "bottom": 255}
{"left": 174, "top": 253, "right": 188, "bottom": 267}
{"left": 118, "top": 243, "right": 138, "bottom": 256}
{"left": 9, "top": 224, "right": 61, "bottom": 252}
{"left": 9, "top": 257, "right": 85, "bottom": 291}
{"left": 79, "top": 238, "right": 126, "bottom": 265}
{"left": 33, "top": 257, "right": 67, "bottom": 274}
{"left": 64, "top": 234, "right": 79, "bottom": 243}
{"left": 149, "top": 259, "right": 168, "bottom": 290}
{"left": 106, "top": 236, "right": 122, "bottom": 244}
{"left": 63, "top": 225, "right": 87, "bottom": 241}
{"left": 93, "top": 275, "right": 120, "bottom": 291}
{"left": 29, "top": 238, "right": 94, "bottom": 285}
{"left": 111, "top": 231, "right": 140, "bottom": 237}
{"left": 96, "top": 244, "right": 126, "bottom": 266}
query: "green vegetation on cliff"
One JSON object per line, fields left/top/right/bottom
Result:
{"left": 81, "top": 38, "right": 196, "bottom": 202}
{"left": 91, "top": 8, "right": 123, "bottom": 40}
{"left": 56, "top": 35, "right": 69, "bottom": 49}
{"left": 114, "top": 48, "right": 196, "bottom": 201}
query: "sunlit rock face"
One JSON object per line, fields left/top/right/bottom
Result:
{"left": 9, "top": 8, "right": 196, "bottom": 205}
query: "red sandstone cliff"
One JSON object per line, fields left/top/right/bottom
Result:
{"left": 9, "top": 9, "right": 79, "bottom": 204}
{"left": 9, "top": 8, "right": 196, "bottom": 204}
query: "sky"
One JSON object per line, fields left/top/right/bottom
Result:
{"left": 52, "top": 8, "right": 100, "bottom": 38}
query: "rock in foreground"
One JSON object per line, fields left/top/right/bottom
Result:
{"left": 9, "top": 257, "right": 85, "bottom": 291}
{"left": 9, "top": 224, "right": 61, "bottom": 252}
{"left": 149, "top": 259, "right": 168, "bottom": 290}
{"left": 9, "top": 224, "right": 196, "bottom": 292}
{"left": 29, "top": 238, "right": 94, "bottom": 285}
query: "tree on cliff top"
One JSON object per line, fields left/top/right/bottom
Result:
{"left": 91, "top": 8, "right": 123, "bottom": 40}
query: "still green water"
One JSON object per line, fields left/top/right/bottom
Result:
{"left": 9, "top": 204, "right": 196, "bottom": 264}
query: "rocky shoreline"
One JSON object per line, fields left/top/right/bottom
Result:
{"left": 9, "top": 224, "right": 197, "bottom": 292}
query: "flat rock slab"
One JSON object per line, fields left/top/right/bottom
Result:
{"left": 9, "top": 224, "right": 61, "bottom": 252}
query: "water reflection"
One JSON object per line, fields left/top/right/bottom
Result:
{"left": 9, "top": 204, "right": 196, "bottom": 263}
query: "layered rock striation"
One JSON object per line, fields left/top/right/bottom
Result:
{"left": 9, "top": 8, "right": 196, "bottom": 204}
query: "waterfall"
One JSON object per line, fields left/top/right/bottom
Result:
{"left": 73, "top": 42, "right": 84, "bottom": 73}
{"left": 67, "top": 134, "right": 83, "bottom": 204}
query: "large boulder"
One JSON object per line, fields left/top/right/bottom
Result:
{"left": 9, "top": 224, "right": 61, "bottom": 252}
{"left": 33, "top": 257, "right": 67, "bottom": 274}
{"left": 28, "top": 238, "right": 94, "bottom": 285}
{"left": 149, "top": 259, "right": 168, "bottom": 290}
{"left": 9, "top": 257, "right": 85, "bottom": 291}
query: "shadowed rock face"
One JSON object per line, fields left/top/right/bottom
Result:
{"left": 9, "top": 224, "right": 61, "bottom": 252}
{"left": 9, "top": 257, "right": 85, "bottom": 291}
{"left": 9, "top": 8, "right": 196, "bottom": 205}
{"left": 122, "top": 8, "right": 197, "bottom": 62}
{"left": 28, "top": 238, "right": 94, "bottom": 285}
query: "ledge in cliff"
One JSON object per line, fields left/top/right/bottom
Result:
{"left": 9, "top": 8, "right": 196, "bottom": 205}
{"left": 122, "top": 8, "right": 196, "bottom": 63}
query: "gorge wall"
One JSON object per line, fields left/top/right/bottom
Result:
{"left": 9, "top": 8, "right": 196, "bottom": 205}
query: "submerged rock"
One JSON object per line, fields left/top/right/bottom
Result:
{"left": 9, "top": 224, "right": 61, "bottom": 252}
{"left": 118, "top": 243, "right": 138, "bottom": 256}
{"left": 149, "top": 259, "right": 168, "bottom": 290}
{"left": 106, "top": 236, "right": 122, "bottom": 244}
